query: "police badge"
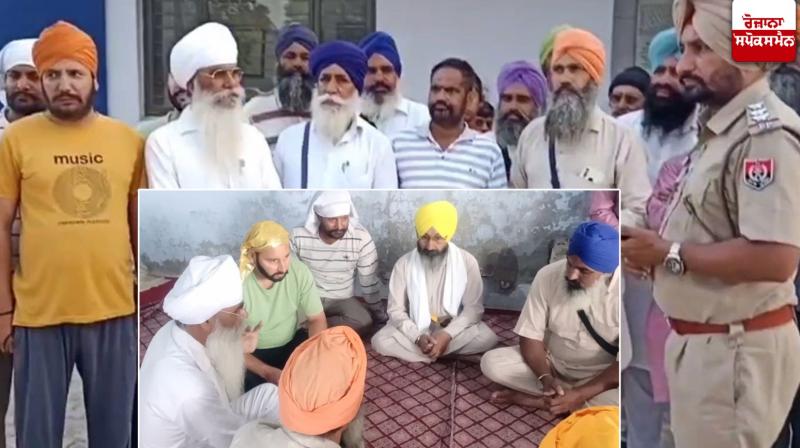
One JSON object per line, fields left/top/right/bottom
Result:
{"left": 742, "top": 158, "right": 774, "bottom": 190}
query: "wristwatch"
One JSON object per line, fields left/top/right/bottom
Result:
{"left": 663, "top": 242, "right": 685, "bottom": 276}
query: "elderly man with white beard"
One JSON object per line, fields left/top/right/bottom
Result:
{"left": 145, "top": 22, "right": 282, "bottom": 189}
{"left": 139, "top": 255, "right": 280, "bottom": 448}
{"left": 511, "top": 28, "right": 651, "bottom": 227}
{"left": 245, "top": 24, "right": 318, "bottom": 147}
{"left": 273, "top": 41, "right": 398, "bottom": 189}
{"left": 358, "top": 31, "right": 429, "bottom": 136}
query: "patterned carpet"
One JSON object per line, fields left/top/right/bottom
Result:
{"left": 140, "top": 282, "right": 561, "bottom": 447}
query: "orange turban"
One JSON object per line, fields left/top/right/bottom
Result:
{"left": 540, "top": 406, "right": 620, "bottom": 448}
{"left": 552, "top": 28, "right": 606, "bottom": 83}
{"left": 279, "top": 326, "right": 367, "bottom": 436}
{"left": 33, "top": 21, "right": 98, "bottom": 76}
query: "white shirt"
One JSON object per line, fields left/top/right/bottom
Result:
{"left": 139, "top": 321, "right": 280, "bottom": 448}
{"left": 145, "top": 106, "right": 282, "bottom": 189}
{"left": 0, "top": 108, "right": 9, "bottom": 134}
{"left": 616, "top": 108, "right": 699, "bottom": 184}
{"left": 371, "top": 97, "right": 430, "bottom": 137}
{"left": 244, "top": 91, "right": 309, "bottom": 146}
{"left": 273, "top": 116, "right": 398, "bottom": 189}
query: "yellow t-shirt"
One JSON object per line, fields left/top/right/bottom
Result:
{"left": 0, "top": 113, "right": 144, "bottom": 326}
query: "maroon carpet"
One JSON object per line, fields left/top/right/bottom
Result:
{"left": 140, "top": 294, "right": 561, "bottom": 447}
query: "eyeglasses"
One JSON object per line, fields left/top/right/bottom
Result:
{"left": 199, "top": 67, "right": 244, "bottom": 82}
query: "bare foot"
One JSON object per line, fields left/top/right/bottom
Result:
{"left": 490, "top": 389, "right": 547, "bottom": 409}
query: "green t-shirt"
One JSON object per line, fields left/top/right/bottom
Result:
{"left": 243, "top": 256, "right": 323, "bottom": 349}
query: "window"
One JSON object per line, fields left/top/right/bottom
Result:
{"left": 142, "top": 0, "right": 375, "bottom": 116}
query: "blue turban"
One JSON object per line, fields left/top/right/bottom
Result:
{"left": 567, "top": 221, "right": 619, "bottom": 274}
{"left": 310, "top": 41, "right": 368, "bottom": 93}
{"left": 275, "top": 24, "right": 319, "bottom": 59}
{"left": 648, "top": 28, "right": 680, "bottom": 72}
{"left": 358, "top": 31, "right": 402, "bottom": 76}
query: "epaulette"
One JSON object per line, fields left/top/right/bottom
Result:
{"left": 745, "top": 101, "right": 781, "bottom": 136}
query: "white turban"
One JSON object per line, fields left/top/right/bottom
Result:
{"left": 170, "top": 22, "right": 238, "bottom": 89}
{"left": 303, "top": 191, "right": 362, "bottom": 234}
{"left": 0, "top": 39, "right": 36, "bottom": 74}
{"left": 163, "top": 255, "right": 242, "bottom": 325}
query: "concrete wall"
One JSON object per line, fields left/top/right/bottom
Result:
{"left": 139, "top": 190, "right": 593, "bottom": 309}
{"left": 376, "top": 0, "right": 615, "bottom": 105}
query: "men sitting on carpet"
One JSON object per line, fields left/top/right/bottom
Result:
{"left": 481, "top": 221, "right": 620, "bottom": 415}
{"left": 371, "top": 200, "right": 498, "bottom": 362}
{"left": 239, "top": 221, "right": 328, "bottom": 390}
{"left": 291, "top": 191, "right": 387, "bottom": 335}
{"left": 140, "top": 255, "right": 280, "bottom": 448}
{"left": 230, "top": 326, "right": 367, "bottom": 448}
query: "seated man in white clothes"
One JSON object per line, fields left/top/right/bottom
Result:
{"left": 291, "top": 191, "right": 387, "bottom": 335}
{"left": 273, "top": 41, "right": 398, "bottom": 189}
{"left": 139, "top": 255, "right": 280, "bottom": 448}
{"left": 358, "top": 31, "right": 429, "bottom": 136}
{"left": 145, "top": 22, "right": 282, "bottom": 189}
{"left": 481, "top": 221, "right": 620, "bottom": 416}
{"left": 371, "top": 200, "right": 498, "bottom": 363}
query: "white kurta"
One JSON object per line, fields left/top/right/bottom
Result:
{"left": 139, "top": 321, "right": 280, "bottom": 448}
{"left": 371, "top": 97, "right": 430, "bottom": 137}
{"left": 273, "top": 116, "right": 398, "bottom": 189}
{"left": 145, "top": 106, "right": 282, "bottom": 189}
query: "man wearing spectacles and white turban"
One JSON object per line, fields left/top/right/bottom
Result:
{"left": 140, "top": 255, "right": 280, "bottom": 448}
{"left": 145, "top": 22, "right": 282, "bottom": 190}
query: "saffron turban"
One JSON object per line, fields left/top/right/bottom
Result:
{"left": 170, "top": 22, "right": 238, "bottom": 89}
{"left": 275, "top": 24, "right": 318, "bottom": 59}
{"left": 540, "top": 406, "right": 620, "bottom": 448}
{"left": 539, "top": 24, "right": 573, "bottom": 69}
{"left": 609, "top": 66, "right": 651, "bottom": 96}
{"left": 552, "top": 28, "right": 606, "bottom": 83}
{"left": 33, "top": 21, "right": 98, "bottom": 76}
{"left": 497, "top": 60, "right": 548, "bottom": 112}
{"left": 673, "top": 0, "right": 772, "bottom": 71}
{"left": 279, "top": 326, "right": 367, "bottom": 435}
{"left": 310, "top": 41, "right": 368, "bottom": 93}
{"left": 567, "top": 221, "right": 620, "bottom": 274}
{"left": 304, "top": 191, "right": 361, "bottom": 234}
{"left": 163, "top": 255, "right": 242, "bottom": 325}
{"left": 239, "top": 221, "right": 290, "bottom": 279}
{"left": 648, "top": 27, "right": 681, "bottom": 71}
{"left": 415, "top": 201, "right": 458, "bottom": 242}
{"left": 359, "top": 31, "right": 402, "bottom": 76}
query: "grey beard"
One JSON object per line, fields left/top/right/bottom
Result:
{"left": 544, "top": 83, "right": 597, "bottom": 143}
{"left": 495, "top": 116, "right": 529, "bottom": 148}
{"left": 277, "top": 72, "right": 314, "bottom": 114}
{"left": 205, "top": 322, "right": 246, "bottom": 402}
{"left": 340, "top": 408, "right": 366, "bottom": 448}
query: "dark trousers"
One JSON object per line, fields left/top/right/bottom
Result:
{"left": 0, "top": 353, "right": 11, "bottom": 448}
{"left": 245, "top": 329, "right": 308, "bottom": 391}
{"left": 13, "top": 315, "right": 137, "bottom": 448}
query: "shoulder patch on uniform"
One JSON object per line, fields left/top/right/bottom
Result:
{"left": 742, "top": 158, "right": 774, "bottom": 190}
{"left": 746, "top": 101, "right": 781, "bottom": 136}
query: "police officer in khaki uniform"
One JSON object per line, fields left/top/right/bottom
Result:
{"left": 511, "top": 27, "right": 651, "bottom": 226}
{"left": 621, "top": 1, "right": 800, "bottom": 447}
{"left": 481, "top": 222, "right": 620, "bottom": 415}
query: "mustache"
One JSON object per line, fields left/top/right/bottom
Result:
{"left": 53, "top": 93, "right": 82, "bottom": 102}
{"left": 318, "top": 93, "right": 346, "bottom": 105}
{"left": 555, "top": 85, "right": 579, "bottom": 97}
{"left": 679, "top": 74, "right": 705, "bottom": 88}
{"left": 502, "top": 110, "right": 527, "bottom": 121}
{"left": 368, "top": 82, "right": 392, "bottom": 92}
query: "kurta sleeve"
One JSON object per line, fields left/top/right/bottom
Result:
{"left": 387, "top": 255, "right": 422, "bottom": 342}
{"left": 443, "top": 250, "right": 484, "bottom": 338}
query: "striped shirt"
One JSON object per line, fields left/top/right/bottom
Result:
{"left": 391, "top": 124, "right": 507, "bottom": 189}
{"left": 290, "top": 225, "right": 380, "bottom": 301}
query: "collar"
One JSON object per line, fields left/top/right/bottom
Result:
{"left": 394, "top": 97, "right": 411, "bottom": 116}
{"left": 416, "top": 121, "right": 479, "bottom": 142}
{"left": 169, "top": 322, "right": 229, "bottom": 403}
{"left": 587, "top": 106, "right": 604, "bottom": 133}
{"left": 706, "top": 76, "right": 771, "bottom": 136}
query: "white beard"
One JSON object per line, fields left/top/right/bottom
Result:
{"left": 191, "top": 84, "right": 247, "bottom": 181}
{"left": 311, "top": 91, "right": 360, "bottom": 143}
{"left": 361, "top": 90, "right": 401, "bottom": 124}
{"left": 205, "top": 322, "right": 246, "bottom": 402}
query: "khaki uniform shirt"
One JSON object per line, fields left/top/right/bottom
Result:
{"left": 512, "top": 106, "right": 651, "bottom": 226}
{"left": 655, "top": 77, "right": 800, "bottom": 323}
{"left": 387, "top": 246, "right": 484, "bottom": 342}
{"left": 514, "top": 259, "right": 619, "bottom": 382}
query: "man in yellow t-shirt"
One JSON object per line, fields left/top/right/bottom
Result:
{"left": 0, "top": 22, "right": 141, "bottom": 448}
